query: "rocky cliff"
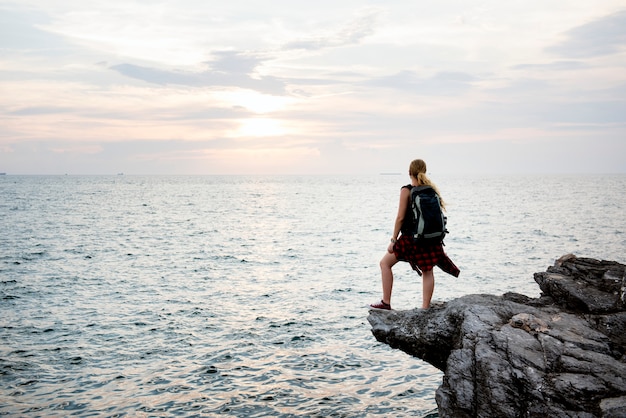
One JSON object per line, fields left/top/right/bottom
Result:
{"left": 368, "top": 255, "right": 626, "bottom": 417}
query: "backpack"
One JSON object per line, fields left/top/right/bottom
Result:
{"left": 410, "top": 185, "right": 447, "bottom": 244}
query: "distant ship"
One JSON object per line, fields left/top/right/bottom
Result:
{"left": 0, "top": 172, "right": 6, "bottom": 175}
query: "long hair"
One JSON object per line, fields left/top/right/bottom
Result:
{"left": 409, "top": 159, "right": 446, "bottom": 210}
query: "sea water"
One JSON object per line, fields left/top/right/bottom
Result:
{"left": 1, "top": 174, "right": 625, "bottom": 417}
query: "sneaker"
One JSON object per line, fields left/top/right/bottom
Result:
{"left": 369, "top": 300, "right": 392, "bottom": 311}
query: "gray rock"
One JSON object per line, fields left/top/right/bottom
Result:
{"left": 368, "top": 255, "right": 626, "bottom": 417}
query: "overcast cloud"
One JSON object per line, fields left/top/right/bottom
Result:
{"left": 0, "top": 1, "right": 625, "bottom": 174}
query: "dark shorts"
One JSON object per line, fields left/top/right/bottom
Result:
{"left": 393, "top": 235, "right": 460, "bottom": 277}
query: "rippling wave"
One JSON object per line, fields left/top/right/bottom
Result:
{"left": 1, "top": 174, "right": 624, "bottom": 416}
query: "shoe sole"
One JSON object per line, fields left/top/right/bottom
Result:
{"left": 367, "top": 305, "right": 392, "bottom": 311}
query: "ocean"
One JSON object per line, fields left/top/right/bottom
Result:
{"left": 1, "top": 174, "right": 625, "bottom": 417}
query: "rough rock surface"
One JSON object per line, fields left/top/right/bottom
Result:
{"left": 368, "top": 255, "right": 626, "bottom": 417}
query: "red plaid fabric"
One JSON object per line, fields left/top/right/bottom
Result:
{"left": 393, "top": 235, "right": 460, "bottom": 277}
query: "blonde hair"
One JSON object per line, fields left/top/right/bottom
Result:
{"left": 409, "top": 159, "right": 446, "bottom": 210}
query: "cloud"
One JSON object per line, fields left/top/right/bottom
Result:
{"left": 547, "top": 10, "right": 626, "bottom": 58}
{"left": 208, "top": 51, "right": 259, "bottom": 74}
{"left": 365, "top": 70, "right": 476, "bottom": 95}
{"left": 110, "top": 51, "right": 286, "bottom": 94}
{"left": 283, "top": 8, "right": 381, "bottom": 50}
{"left": 512, "top": 60, "right": 589, "bottom": 71}
{"left": 0, "top": 8, "right": 67, "bottom": 50}
{"left": 2, "top": 2, "right": 625, "bottom": 175}
{"left": 10, "top": 106, "right": 73, "bottom": 116}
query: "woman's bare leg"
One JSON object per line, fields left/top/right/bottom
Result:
{"left": 422, "top": 269, "right": 435, "bottom": 309}
{"left": 380, "top": 251, "right": 398, "bottom": 304}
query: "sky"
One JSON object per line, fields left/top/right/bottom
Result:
{"left": 1, "top": 1, "right": 625, "bottom": 175}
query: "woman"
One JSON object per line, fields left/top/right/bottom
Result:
{"left": 370, "top": 159, "right": 460, "bottom": 310}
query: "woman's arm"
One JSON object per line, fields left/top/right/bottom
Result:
{"left": 389, "top": 187, "right": 410, "bottom": 251}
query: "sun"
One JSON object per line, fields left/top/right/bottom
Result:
{"left": 236, "top": 118, "right": 286, "bottom": 137}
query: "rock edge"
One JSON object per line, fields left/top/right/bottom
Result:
{"left": 368, "top": 255, "right": 626, "bottom": 418}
